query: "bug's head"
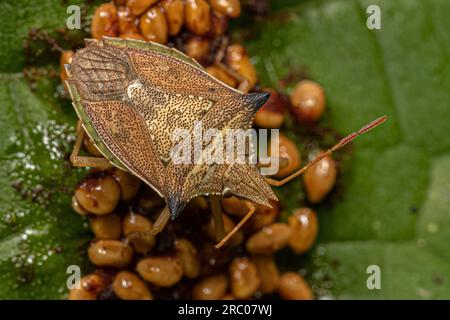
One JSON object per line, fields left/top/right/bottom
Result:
{"left": 222, "top": 163, "right": 278, "bottom": 209}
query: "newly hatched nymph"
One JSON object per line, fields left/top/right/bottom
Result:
{"left": 66, "top": 37, "right": 386, "bottom": 248}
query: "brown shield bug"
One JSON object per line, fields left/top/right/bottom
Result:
{"left": 65, "top": 37, "right": 386, "bottom": 248}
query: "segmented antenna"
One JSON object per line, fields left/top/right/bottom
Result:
{"left": 265, "top": 116, "right": 388, "bottom": 187}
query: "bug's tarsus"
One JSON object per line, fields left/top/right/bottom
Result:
{"left": 265, "top": 116, "right": 388, "bottom": 187}
{"left": 210, "top": 195, "right": 226, "bottom": 241}
{"left": 70, "top": 121, "right": 112, "bottom": 169}
{"left": 215, "top": 200, "right": 256, "bottom": 249}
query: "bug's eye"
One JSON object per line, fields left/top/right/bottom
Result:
{"left": 221, "top": 186, "right": 233, "bottom": 198}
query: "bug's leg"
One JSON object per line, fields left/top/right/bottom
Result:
{"left": 125, "top": 206, "right": 169, "bottom": 239}
{"left": 215, "top": 200, "right": 256, "bottom": 249}
{"left": 70, "top": 121, "right": 112, "bottom": 169}
{"left": 213, "top": 37, "right": 251, "bottom": 94}
{"left": 265, "top": 116, "right": 388, "bottom": 187}
{"left": 257, "top": 157, "right": 289, "bottom": 169}
{"left": 214, "top": 37, "right": 229, "bottom": 64}
{"left": 151, "top": 205, "right": 171, "bottom": 235}
{"left": 215, "top": 61, "right": 251, "bottom": 93}
{"left": 214, "top": 36, "right": 228, "bottom": 63}
{"left": 210, "top": 195, "right": 225, "bottom": 241}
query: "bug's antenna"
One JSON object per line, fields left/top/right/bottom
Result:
{"left": 215, "top": 201, "right": 256, "bottom": 249}
{"left": 265, "top": 116, "right": 388, "bottom": 187}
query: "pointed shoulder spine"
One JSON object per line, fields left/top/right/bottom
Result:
{"left": 242, "top": 92, "right": 271, "bottom": 112}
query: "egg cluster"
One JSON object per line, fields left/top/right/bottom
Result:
{"left": 66, "top": 0, "right": 339, "bottom": 301}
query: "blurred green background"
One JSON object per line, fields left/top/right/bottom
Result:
{"left": 0, "top": 0, "right": 449, "bottom": 299}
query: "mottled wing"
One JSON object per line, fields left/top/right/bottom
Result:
{"left": 82, "top": 100, "right": 166, "bottom": 194}
{"left": 127, "top": 47, "right": 240, "bottom": 99}
{"left": 68, "top": 39, "right": 165, "bottom": 195}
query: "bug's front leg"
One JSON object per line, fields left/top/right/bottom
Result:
{"left": 215, "top": 200, "right": 256, "bottom": 249}
{"left": 70, "top": 121, "right": 112, "bottom": 169}
{"left": 210, "top": 195, "right": 225, "bottom": 241}
{"left": 213, "top": 37, "right": 251, "bottom": 94}
{"left": 123, "top": 206, "right": 169, "bottom": 239}
{"left": 215, "top": 61, "right": 251, "bottom": 93}
{"left": 151, "top": 205, "right": 171, "bottom": 235}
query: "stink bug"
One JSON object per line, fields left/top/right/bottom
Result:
{"left": 66, "top": 37, "right": 386, "bottom": 248}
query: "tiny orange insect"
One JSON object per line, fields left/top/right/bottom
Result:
{"left": 66, "top": 37, "right": 386, "bottom": 248}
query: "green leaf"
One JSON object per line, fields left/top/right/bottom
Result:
{"left": 244, "top": 0, "right": 450, "bottom": 298}
{"left": 0, "top": 0, "right": 449, "bottom": 299}
{"left": 0, "top": 73, "right": 92, "bottom": 299}
{"left": 0, "top": 0, "right": 97, "bottom": 298}
{"left": 0, "top": 0, "right": 94, "bottom": 72}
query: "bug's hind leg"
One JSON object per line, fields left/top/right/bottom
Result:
{"left": 70, "top": 121, "right": 112, "bottom": 169}
{"left": 215, "top": 201, "right": 256, "bottom": 249}
{"left": 151, "top": 205, "right": 171, "bottom": 235}
{"left": 210, "top": 195, "right": 225, "bottom": 242}
{"left": 265, "top": 116, "right": 388, "bottom": 187}
{"left": 215, "top": 62, "right": 251, "bottom": 93}
{"left": 213, "top": 37, "right": 251, "bottom": 94}
{"left": 125, "top": 206, "right": 169, "bottom": 239}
